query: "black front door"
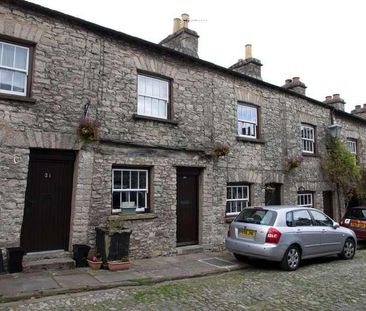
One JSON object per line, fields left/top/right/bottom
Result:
{"left": 323, "top": 191, "right": 334, "bottom": 218}
{"left": 21, "top": 149, "right": 75, "bottom": 252}
{"left": 265, "top": 183, "right": 282, "bottom": 205}
{"left": 176, "top": 168, "right": 199, "bottom": 246}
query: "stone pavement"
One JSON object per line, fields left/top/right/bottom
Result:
{"left": 0, "top": 251, "right": 246, "bottom": 303}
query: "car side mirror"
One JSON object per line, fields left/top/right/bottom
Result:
{"left": 333, "top": 222, "right": 340, "bottom": 229}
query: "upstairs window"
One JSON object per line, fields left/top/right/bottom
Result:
{"left": 226, "top": 183, "right": 250, "bottom": 216}
{"left": 237, "top": 103, "right": 258, "bottom": 138}
{"left": 0, "top": 40, "right": 31, "bottom": 96}
{"left": 301, "top": 124, "right": 315, "bottom": 154}
{"left": 346, "top": 138, "right": 357, "bottom": 155}
{"left": 297, "top": 192, "right": 313, "bottom": 208}
{"left": 112, "top": 168, "right": 149, "bottom": 214}
{"left": 137, "top": 74, "right": 170, "bottom": 119}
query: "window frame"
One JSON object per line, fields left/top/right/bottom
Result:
{"left": 137, "top": 71, "right": 172, "bottom": 120}
{"left": 0, "top": 34, "right": 35, "bottom": 98}
{"left": 301, "top": 123, "right": 316, "bottom": 154}
{"left": 237, "top": 102, "right": 260, "bottom": 139}
{"left": 226, "top": 183, "right": 250, "bottom": 216}
{"left": 297, "top": 192, "right": 314, "bottom": 208}
{"left": 112, "top": 167, "right": 150, "bottom": 214}
{"left": 346, "top": 138, "right": 357, "bottom": 156}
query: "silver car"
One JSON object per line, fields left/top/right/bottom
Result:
{"left": 225, "top": 206, "right": 357, "bottom": 270}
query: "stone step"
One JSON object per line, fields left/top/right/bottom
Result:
{"left": 22, "top": 257, "right": 75, "bottom": 273}
{"left": 23, "top": 250, "right": 72, "bottom": 262}
{"left": 176, "top": 245, "right": 204, "bottom": 255}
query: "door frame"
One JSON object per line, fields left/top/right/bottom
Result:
{"left": 176, "top": 167, "right": 201, "bottom": 247}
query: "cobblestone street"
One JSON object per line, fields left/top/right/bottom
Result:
{"left": 2, "top": 247, "right": 366, "bottom": 311}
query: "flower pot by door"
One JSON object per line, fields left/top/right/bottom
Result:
{"left": 87, "top": 259, "right": 102, "bottom": 270}
{"left": 108, "top": 261, "right": 130, "bottom": 271}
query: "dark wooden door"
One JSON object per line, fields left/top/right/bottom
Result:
{"left": 176, "top": 168, "right": 199, "bottom": 246}
{"left": 323, "top": 191, "right": 334, "bottom": 218}
{"left": 21, "top": 149, "right": 75, "bottom": 252}
{"left": 265, "top": 183, "right": 282, "bottom": 205}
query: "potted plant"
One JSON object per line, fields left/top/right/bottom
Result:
{"left": 87, "top": 254, "right": 103, "bottom": 270}
{"left": 95, "top": 218, "right": 132, "bottom": 271}
{"left": 77, "top": 116, "right": 99, "bottom": 142}
{"left": 212, "top": 143, "right": 230, "bottom": 158}
{"left": 287, "top": 154, "right": 304, "bottom": 171}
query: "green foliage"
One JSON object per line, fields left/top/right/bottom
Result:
{"left": 323, "top": 137, "right": 361, "bottom": 207}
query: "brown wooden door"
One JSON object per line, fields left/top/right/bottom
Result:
{"left": 176, "top": 168, "right": 199, "bottom": 246}
{"left": 21, "top": 149, "right": 75, "bottom": 252}
{"left": 323, "top": 191, "right": 334, "bottom": 218}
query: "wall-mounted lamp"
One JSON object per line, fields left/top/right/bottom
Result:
{"left": 327, "top": 124, "right": 342, "bottom": 138}
{"left": 298, "top": 186, "right": 305, "bottom": 192}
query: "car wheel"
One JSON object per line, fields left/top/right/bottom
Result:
{"left": 281, "top": 245, "right": 301, "bottom": 271}
{"left": 233, "top": 253, "right": 247, "bottom": 262}
{"left": 340, "top": 238, "right": 356, "bottom": 260}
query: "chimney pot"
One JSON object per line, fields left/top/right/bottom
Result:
{"left": 355, "top": 105, "right": 361, "bottom": 109}
{"left": 245, "top": 44, "right": 252, "bottom": 59}
{"left": 181, "top": 13, "right": 189, "bottom": 28}
{"left": 173, "top": 18, "right": 181, "bottom": 33}
{"left": 325, "top": 96, "right": 332, "bottom": 101}
{"left": 363, "top": 103, "right": 366, "bottom": 108}
{"left": 333, "top": 94, "right": 340, "bottom": 99}
{"left": 285, "top": 79, "right": 292, "bottom": 84}
{"left": 292, "top": 77, "right": 300, "bottom": 82}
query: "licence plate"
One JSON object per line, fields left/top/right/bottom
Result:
{"left": 239, "top": 228, "right": 256, "bottom": 238}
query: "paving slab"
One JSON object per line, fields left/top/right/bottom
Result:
{"left": 53, "top": 274, "right": 100, "bottom": 289}
{"left": 0, "top": 275, "right": 59, "bottom": 296}
{"left": 92, "top": 270, "right": 145, "bottom": 283}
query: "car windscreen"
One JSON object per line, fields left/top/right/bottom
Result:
{"left": 345, "top": 208, "right": 366, "bottom": 220}
{"left": 235, "top": 209, "right": 277, "bottom": 226}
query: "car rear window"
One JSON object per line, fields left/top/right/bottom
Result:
{"left": 345, "top": 208, "right": 366, "bottom": 220}
{"left": 235, "top": 209, "right": 277, "bottom": 226}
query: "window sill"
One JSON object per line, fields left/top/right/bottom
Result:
{"left": 0, "top": 93, "right": 36, "bottom": 104}
{"left": 109, "top": 213, "right": 157, "bottom": 221}
{"left": 236, "top": 136, "right": 265, "bottom": 144}
{"left": 302, "top": 153, "right": 319, "bottom": 158}
{"left": 133, "top": 114, "right": 178, "bottom": 125}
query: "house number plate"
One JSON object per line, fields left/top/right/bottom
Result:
{"left": 44, "top": 172, "right": 52, "bottom": 179}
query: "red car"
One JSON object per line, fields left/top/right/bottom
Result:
{"left": 341, "top": 206, "right": 366, "bottom": 240}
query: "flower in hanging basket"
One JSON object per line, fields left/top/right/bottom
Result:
{"left": 287, "top": 154, "right": 304, "bottom": 171}
{"left": 213, "top": 143, "right": 230, "bottom": 157}
{"left": 77, "top": 117, "right": 99, "bottom": 142}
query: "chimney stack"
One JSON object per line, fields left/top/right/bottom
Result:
{"left": 351, "top": 104, "right": 366, "bottom": 119}
{"left": 281, "top": 77, "right": 307, "bottom": 95}
{"left": 160, "top": 13, "right": 199, "bottom": 58}
{"left": 323, "top": 94, "right": 345, "bottom": 111}
{"left": 229, "top": 44, "right": 262, "bottom": 80}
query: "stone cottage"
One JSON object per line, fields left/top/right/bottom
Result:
{"left": 1, "top": 0, "right": 365, "bottom": 267}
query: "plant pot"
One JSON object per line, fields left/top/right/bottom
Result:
{"left": 107, "top": 260, "right": 130, "bottom": 271}
{"left": 87, "top": 259, "right": 103, "bottom": 270}
{"left": 6, "top": 247, "right": 24, "bottom": 273}
{"left": 95, "top": 227, "right": 132, "bottom": 266}
{"left": 73, "top": 244, "right": 91, "bottom": 268}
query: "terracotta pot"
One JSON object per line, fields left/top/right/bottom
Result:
{"left": 87, "top": 259, "right": 103, "bottom": 270}
{"left": 107, "top": 260, "right": 130, "bottom": 271}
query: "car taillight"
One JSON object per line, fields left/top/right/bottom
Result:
{"left": 265, "top": 227, "right": 281, "bottom": 244}
{"left": 227, "top": 225, "right": 231, "bottom": 238}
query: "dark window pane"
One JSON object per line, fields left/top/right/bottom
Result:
{"left": 130, "top": 191, "right": 137, "bottom": 207}
{"left": 123, "top": 171, "right": 130, "bottom": 189}
{"left": 113, "top": 170, "right": 121, "bottom": 189}
{"left": 139, "top": 171, "right": 147, "bottom": 189}
{"left": 138, "top": 191, "right": 146, "bottom": 208}
{"left": 131, "top": 171, "right": 138, "bottom": 189}
{"left": 236, "top": 209, "right": 277, "bottom": 226}
{"left": 112, "top": 192, "right": 121, "bottom": 209}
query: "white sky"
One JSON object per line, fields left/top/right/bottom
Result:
{"left": 27, "top": 0, "right": 366, "bottom": 112}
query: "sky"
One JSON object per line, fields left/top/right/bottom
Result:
{"left": 27, "top": 0, "right": 366, "bottom": 113}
